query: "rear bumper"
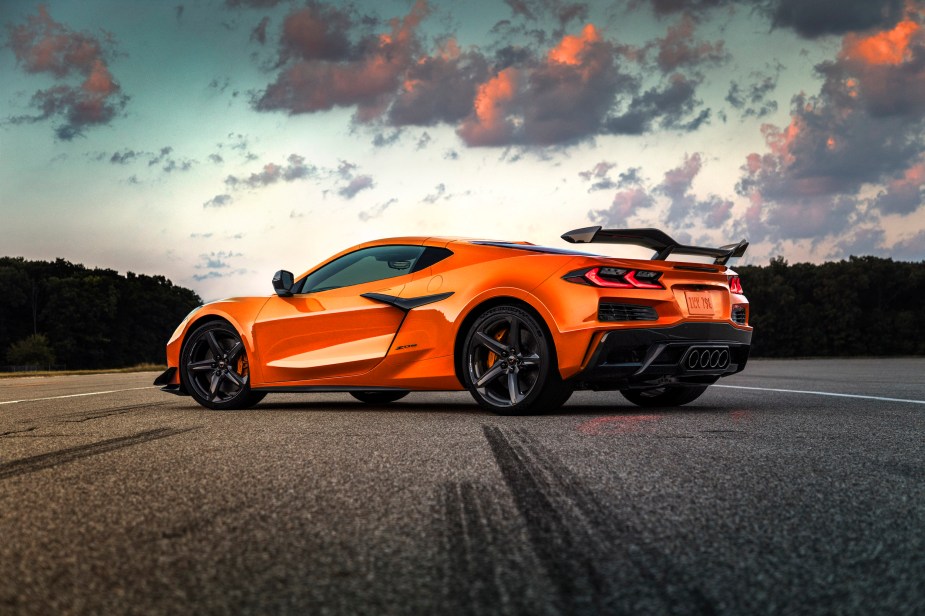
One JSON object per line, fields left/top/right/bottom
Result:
{"left": 572, "top": 322, "right": 751, "bottom": 390}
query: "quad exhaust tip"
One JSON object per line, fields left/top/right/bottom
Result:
{"left": 685, "top": 347, "right": 730, "bottom": 370}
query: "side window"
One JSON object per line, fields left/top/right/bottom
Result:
{"left": 299, "top": 245, "right": 427, "bottom": 293}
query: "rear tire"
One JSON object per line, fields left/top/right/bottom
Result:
{"left": 350, "top": 391, "right": 409, "bottom": 404}
{"left": 461, "top": 305, "right": 570, "bottom": 415}
{"left": 620, "top": 385, "right": 708, "bottom": 407}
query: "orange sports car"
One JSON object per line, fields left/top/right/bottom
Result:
{"left": 154, "top": 227, "right": 751, "bottom": 414}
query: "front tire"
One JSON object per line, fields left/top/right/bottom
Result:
{"left": 180, "top": 321, "right": 266, "bottom": 410}
{"left": 620, "top": 385, "right": 708, "bottom": 407}
{"left": 461, "top": 305, "right": 571, "bottom": 415}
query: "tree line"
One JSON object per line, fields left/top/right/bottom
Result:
{"left": 736, "top": 256, "right": 925, "bottom": 357}
{"left": 1, "top": 255, "right": 923, "bottom": 370}
{"left": 1, "top": 257, "right": 201, "bottom": 370}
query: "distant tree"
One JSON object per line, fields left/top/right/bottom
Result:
{"left": 6, "top": 334, "right": 55, "bottom": 367}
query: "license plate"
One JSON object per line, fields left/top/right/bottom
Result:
{"left": 685, "top": 291, "right": 715, "bottom": 316}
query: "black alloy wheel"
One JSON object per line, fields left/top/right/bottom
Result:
{"left": 620, "top": 385, "right": 708, "bottom": 407}
{"left": 462, "top": 305, "right": 572, "bottom": 415}
{"left": 350, "top": 391, "right": 410, "bottom": 404}
{"left": 181, "top": 321, "right": 266, "bottom": 410}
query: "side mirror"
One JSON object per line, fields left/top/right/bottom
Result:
{"left": 272, "top": 270, "right": 294, "bottom": 297}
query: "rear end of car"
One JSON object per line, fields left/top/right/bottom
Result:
{"left": 534, "top": 227, "right": 752, "bottom": 395}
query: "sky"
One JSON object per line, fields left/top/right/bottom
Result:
{"left": 2, "top": 0, "right": 924, "bottom": 301}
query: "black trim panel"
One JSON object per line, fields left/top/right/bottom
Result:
{"left": 573, "top": 322, "right": 752, "bottom": 390}
{"left": 252, "top": 385, "right": 410, "bottom": 393}
{"left": 361, "top": 291, "right": 454, "bottom": 311}
{"left": 153, "top": 367, "right": 176, "bottom": 386}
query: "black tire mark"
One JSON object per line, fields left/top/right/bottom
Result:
{"left": 482, "top": 425, "right": 716, "bottom": 615}
{"left": 53, "top": 401, "right": 169, "bottom": 423}
{"left": 0, "top": 427, "right": 196, "bottom": 480}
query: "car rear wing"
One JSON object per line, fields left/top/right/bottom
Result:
{"left": 561, "top": 226, "right": 748, "bottom": 265}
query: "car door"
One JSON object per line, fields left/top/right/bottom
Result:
{"left": 253, "top": 245, "right": 426, "bottom": 384}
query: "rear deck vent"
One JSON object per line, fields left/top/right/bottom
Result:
{"left": 598, "top": 302, "right": 658, "bottom": 322}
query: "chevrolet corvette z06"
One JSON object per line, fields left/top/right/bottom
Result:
{"left": 154, "top": 227, "right": 751, "bottom": 414}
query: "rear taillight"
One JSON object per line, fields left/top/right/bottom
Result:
{"left": 566, "top": 267, "right": 664, "bottom": 289}
{"left": 728, "top": 275, "right": 743, "bottom": 294}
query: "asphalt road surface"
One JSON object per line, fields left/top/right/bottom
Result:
{"left": 1, "top": 359, "right": 923, "bottom": 615}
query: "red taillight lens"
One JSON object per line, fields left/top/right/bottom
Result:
{"left": 582, "top": 267, "right": 664, "bottom": 289}
{"left": 728, "top": 275, "right": 743, "bottom": 294}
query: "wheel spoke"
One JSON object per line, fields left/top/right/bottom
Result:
{"left": 208, "top": 373, "right": 221, "bottom": 401}
{"left": 476, "top": 362, "right": 505, "bottom": 387}
{"left": 224, "top": 370, "right": 246, "bottom": 388}
{"left": 205, "top": 331, "right": 223, "bottom": 357}
{"left": 507, "top": 371, "right": 521, "bottom": 405}
{"left": 227, "top": 341, "right": 244, "bottom": 362}
{"left": 188, "top": 359, "right": 214, "bottom": 372}
{"left": 520, "top": 352, "right": 541, "bottom": 367}
{"left": 508, "top": 317, "right": 521, "bottom": 349}
{"left": 475, "top": 331, "right": 508, "bottom": 356}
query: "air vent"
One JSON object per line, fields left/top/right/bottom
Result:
{"left": 598, "top": 302, "right": 658, "bottom": 322}
{"left": 731, "top": 305, "right": 747, "bottom": 325}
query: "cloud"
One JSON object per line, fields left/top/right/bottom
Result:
{"left": 6, "top": 6, "right": 128, "bottom": 140}
{"left": 650, "top": 14, "right": 727, "bottom": 72}
{"left": 225, "top": 154, "right": 316, "bottom": 188}
{"left": 388, "top": 38, "right": 491, "bottom": 127}
{"left": 590, "top": 186, "right": 655, "bottom": 225}
{"left": 641, "top": 0, "right": 907, "bottom": 40}
{"left": 768, "top": 0, "right": 905, "bottom": 39}
{"left": 578, "top": 161, "right": 619, "bottom": 191}
{"left": 726, "top": 64, "right": 781, "bottom": 118}
{"left": 372, "top": 128, "right": 403, "bottom": 147}
{"left": 203, "top": 194, "right": 233, "bottom": 208}
{"left": 250, "top": 16, "right": 270, "bottom": 44}
{"left": 338, "top": 175, "right": 375, "bottom": 199}
{"left": 737, "top": 12, "right": 925, "bottom": 242}
{"left": 657, "top": 153, "right": 734, "bottom": 226}
{"left": 605, "top": 72, "right": 708, "bottom": 134}
{"left": 109, "top": 149, "right": 139, "bottom": 164}
{"left": 422, "top": 183, "right": 446, "bottom": 203}
{"left": 359, "top": 197, "right": 397, "bottom": 221}
{"left": 256, "top": 1, "right": 429, "bottom": 120}
{"left": 193, "top": 251, "right": 246, "bottom": 280}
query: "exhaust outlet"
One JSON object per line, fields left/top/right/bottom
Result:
{"left": 683, "top": 346, "right": 731, "bottom": 371}
{"left": 687, "top": 350, "right": 700, "bottom": 369}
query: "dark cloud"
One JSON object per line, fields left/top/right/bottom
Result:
{"left": 203, "top": 194, "right": 233, "bottom": 208}
{"left": 590, "top": 186, "right": 655, "bottom": 225}
{"left": 639, "top": 0, "right": 907, "bottom": 40}
{"left": 209, "top": 153, "right": 224, "bottom": 164}
{"left": 6, "top": 6, "right": 127, "bottom": 140}
{"left": 650, "top": 14, "right": 727, "bottom": 72}
{"left": 578, "top": 161, "right": 619, "bottom": 191}
{"left": 372, "top": 129, "right": 403, "bottom": 147}
{"left": 726, "top": 64, "right": 781, "bottom": 118}
{"left": 225, "top": 153, "right": 316, "bottom": 188}
{"left": 769, "top": 0, "right": 905, "bottom": 39}
{"left": 109, "top": 149, "right": 139, "bottom": 164}
{"left": 250, "top": 17, "right": 270, "bottom": 45}
{"left": 338, "top": 175, "right": 375, "bottom": 199}
{"left": 176, "top": 5, "right": 185, "bottom": 21}
{"left": 416, "top": 131, "right": 432, "bottom": 149}
{"left": 389, "top": 41, "right": 491, "bottom": 126}
{"left": 256, "top": 2, "right": 428, "bottom": 120}
{"left": 605, "top": 73, "right": 705, "bottom": 134}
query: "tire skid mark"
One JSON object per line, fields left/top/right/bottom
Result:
{"left": 0, "top": 427, "right": 196, "bottom": 480}
{"left": 482, "top": 425, "right": 716, "bottom": 614}
{"left": 52, "top": 401, "right": 169, "bottom": 423}
{"left": 0, "top": 426, "right": 37, "bottom": 438}
{"left": 441, "top": 482, "right": 504, "bottom": 612}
